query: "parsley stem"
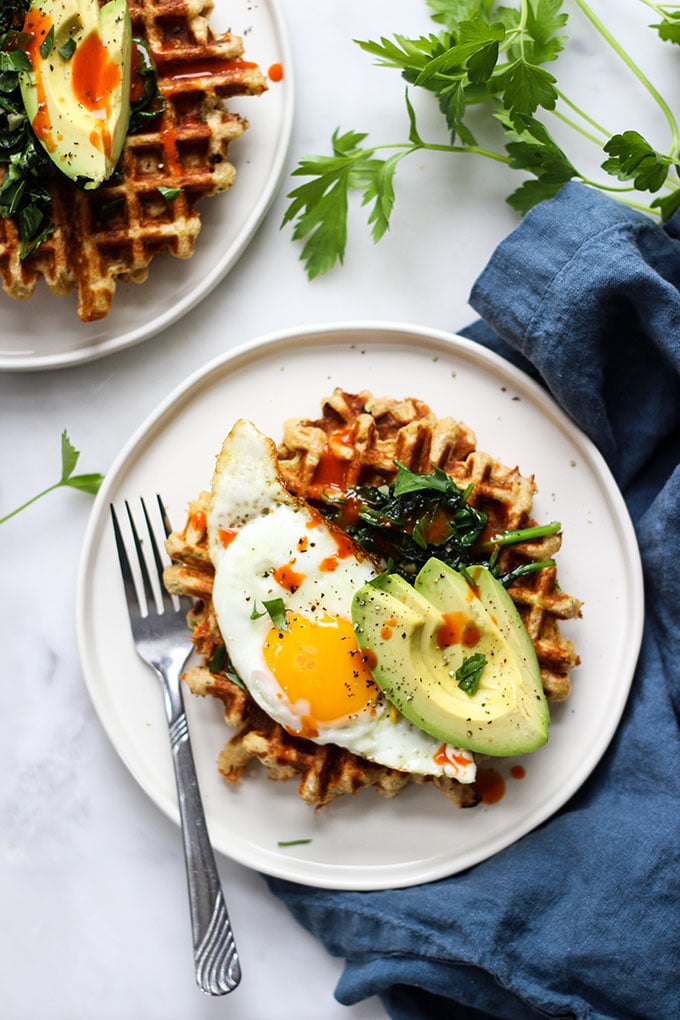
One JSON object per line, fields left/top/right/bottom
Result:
{"left": 0, "top": 483, "right": 60, "bottom": 525}
{"left": 365, "top": 141, "right": 512, "bottom": 166}
{"left": 573, "top": 185, "right": 663, "bottom": 214}
{"left": 573, "top": 0, "right": 680, "bottom": 158}
{"left": 637, "top": 0, "right": 680, "bottom": 12}
{"left": 554, "top": 89, "right": 610, "bottom": 140}
{"left": 423, "top": 143, "right": 511, "bottom": 165}
{"left": 552, "top": 108, "right": 606, "bottom": 148}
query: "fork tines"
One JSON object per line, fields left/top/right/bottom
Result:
{"left": 110, "top": 495, "right": 174, "bottom": 620}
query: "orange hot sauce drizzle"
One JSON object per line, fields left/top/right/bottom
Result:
{"left": 72, "top": 30, "right": 121, "bottom": 158}
{"left": 22, "top": 8, "right": 55, "bottom": 149}
{"left": 273, "top": 561, "right": 306, "bottom": 593}
{"left": 268, "top": 61, "right": 283, "bottom": 82}
{"left": 157, "top": 56, "right": 257, "bottom": 98}
{"left": 190, "top": 509, "right": 207, "bottom": 532}
{"left": 360, "top": 647, "right": 378, "bottom": 672}
{"left": 475, "top": 767, "right": 506, "bottom": 804}
{"left": 433, "top": 744, "right": 473, "bottom": 771}
{"left": 218, "top": 527, "right": 238, "bottom": 548}
{"left": 510, "top": 764, "right": 526, "bottom": 780}
{"left": 437, "top": 611, "right": 481, "bottom": 650}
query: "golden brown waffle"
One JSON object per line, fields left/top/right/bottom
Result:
{"left": 0, "top": 0, "right": 266, "bottom": 321}
{"left": 164, "top": 390, "right": 581, "bottom": 809}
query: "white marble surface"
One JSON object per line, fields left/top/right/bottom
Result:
{"left": 0, "top": 2, "right": 675, "bottom": 1017}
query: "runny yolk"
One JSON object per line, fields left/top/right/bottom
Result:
{"left": 262, "top": 614, "right": 378, "bottom": 726}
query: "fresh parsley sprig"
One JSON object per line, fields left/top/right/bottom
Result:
{"left": 0, "top": 430, "right": 104, "bottom": 525}
{"left": 283, "top": 0, "right": 680, "bottom": 277}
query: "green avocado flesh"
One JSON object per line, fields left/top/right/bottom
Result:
{"left": 19, "top": 0, "right": 132, "bottom": 188}
{"left": 351, "top": 558, "right": 549, "bottom": 756}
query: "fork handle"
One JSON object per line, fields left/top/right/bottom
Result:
{"left": 166, "top": 702, "right": 242, "bottom": 995}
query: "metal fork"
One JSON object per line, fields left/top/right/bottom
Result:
{"left": 111, "top": 495, "right": 241, "bottom": 996}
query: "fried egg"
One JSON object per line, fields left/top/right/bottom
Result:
{"left": 206, "top": 419, "right": 476, "bottom": 783}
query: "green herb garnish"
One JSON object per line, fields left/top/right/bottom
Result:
{"left": 157, "top": 185, "right": 182, "bottom": 202}
{"left": 251, "top": 597, "right": 290, "bottom": 630}
{"left": 39, "top": 25, "right": 54, "bottom": 58}
{"left": 0, "top": 430, "right": 104, "bottom": 525}
{"left": 58, "top": 37, "right": 76, "bottom": 61}
{"left": 277, "top": 838, "right": 313, "bottom": 847}
{"left": 456, "top": 652, "right": 487, "bottom": 695}
{"left": 283, "top": 0, "right": 680, "bottom": 278}
{"left": 128, "top": 36, "right": 165, "bottom": 133}
{"left": 262, "top": 597, "right": 289, "bottom": 631}
{"left": 0, "top": 3, "right": 57, "bottom": 257}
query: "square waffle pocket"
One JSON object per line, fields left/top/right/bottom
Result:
{"left": 0, "top": 0, "right": 267, "bottom": 322}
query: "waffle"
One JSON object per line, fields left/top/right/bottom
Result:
{"left": 164, "top": 391, "right": 581, "bottom": 809}
{"left": 0, "top": 0, "right": 267, "bottom": 321}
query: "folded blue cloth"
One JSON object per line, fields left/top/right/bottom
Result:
{"left": 267, "top": 183, "right": 680, "bottom": 1020}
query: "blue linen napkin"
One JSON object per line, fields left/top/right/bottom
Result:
{"left": 266, "top": 182, "right": 680, "bottom": 1020}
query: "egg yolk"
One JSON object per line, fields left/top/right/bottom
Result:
{"left": 262, "top": 613, "right": 378, "bottom": 727}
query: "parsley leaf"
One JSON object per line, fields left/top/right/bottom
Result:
{"left": 282, "top": 129, "right": 410, "bottom": 277}
{"left": 649, "top": 12, "right": 680, "bottom": 46}
{"left": 602, "top": 130, "right": 673, "bottom": 192}
{"left": 519, "top": 0, "right": 568, "bottom": 65}
{"left": 39, "top": 25, "right": 54, "bottom": 59}
{"left": 496, "top": 58, "right": 558, "bottom": 124}
{"left": 651, "top": 187, "right": 680, "bottom": 219}
{"left": 58, "top": 37, "right": 76, "bottom": 61}
{"left": 456, "top": 652, "right": 487, "bottom": 695}
{"left": 157, "top": 185, "right": 182, "bottom": 202}
{"left": 262, "top": 598, "right": 289, "bottom": 632}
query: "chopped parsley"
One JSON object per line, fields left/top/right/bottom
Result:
{"left": 39, "top": 24, "right": 54, "bottom": 58}
{"left": 250, "top": 597, "right": 289, "bottom": 631}
{"left": 455, "top": 652, "right": 487, "bottom": 696}
{"left": 58, "top": 37, "right": 76, "bottom": 61}
{"left": 157, "top": 185, "right": 182, "bottom": 202}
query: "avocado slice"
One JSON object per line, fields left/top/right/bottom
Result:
{"left": 352, "top": 559, "right": 549, "bottom": 756}
{"left": 20, "top": 0, "right": 132, "bottom": 188}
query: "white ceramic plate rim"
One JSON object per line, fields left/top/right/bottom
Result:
{"left": 76, "top": 322, "right": 644, "bottom": 889}
{"left": 0, "top": 0, "right": 294, "bottom": 372}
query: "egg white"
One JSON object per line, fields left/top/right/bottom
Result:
{"left": 206, "top": 419, "right": 476, "bottom": 783}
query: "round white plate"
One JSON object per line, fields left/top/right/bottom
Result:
{"left": 0, "top": 0, "right": 293, "bottom": 372}
{"left": 76, "top": 323, "right": 644, "bottom": 890}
